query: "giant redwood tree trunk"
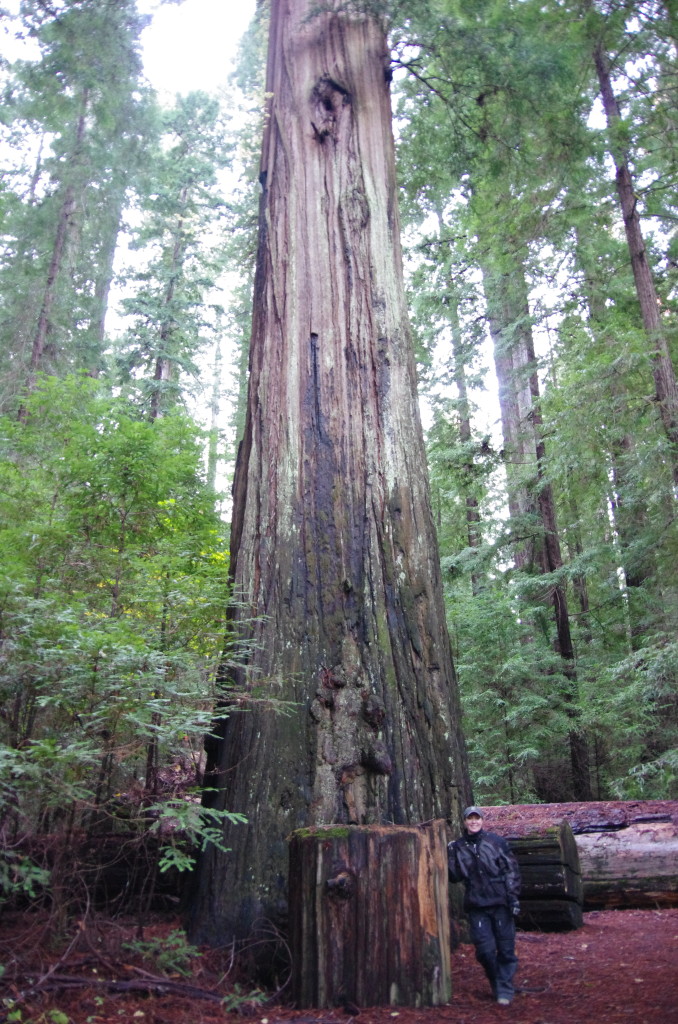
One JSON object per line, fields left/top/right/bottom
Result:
{"left": 187, "top": 0, "right": 470, "bottom": 947}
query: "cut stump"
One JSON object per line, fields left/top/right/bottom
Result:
{"left": 288, "top": 821, "right": 451, "bottom": 1008}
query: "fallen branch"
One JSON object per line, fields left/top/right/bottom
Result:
{"left": 13, "top": 971, "right": 225, "bottom": 1005}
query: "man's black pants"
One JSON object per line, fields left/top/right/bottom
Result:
{"left": 468, "top": 904, "right": 518, "bottom": 1001}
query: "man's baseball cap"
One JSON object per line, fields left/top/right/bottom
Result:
{"left": 463, "top": 805, "right": 484, "bottom": 818}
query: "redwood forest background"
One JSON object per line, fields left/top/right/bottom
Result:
{"left": 1, "top": 0, "right": 677, "bottom": 1004}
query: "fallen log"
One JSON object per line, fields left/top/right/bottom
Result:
{"left": 516, "top": 898, "right": 583, "bottom": 931}
{"left": 577, "top": 821, "right": 678, "bottom": 909}
{"left": 483, "top": 802, "right": 678, "bottom": 911}
{"left": 16, "top": 972, "right": 225, "bottom": 1004}
{"left": 288, "top": 821, "right": 450, "bottom": 1008}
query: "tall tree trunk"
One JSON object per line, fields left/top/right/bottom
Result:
{"left": 449, "top": 294, "right": 483, "bottom": 593}
{"left": 25, "top": 89, "right": 89, "bottom": 397}
{"left": 575, "top": 228, "right": 655, "bottom": 645}
{"left": 91, "top": 182, "right": 127, "bottom": 356}
{"left": 591, "top": 35, "right": 678, "bottom": 486}
{"left": 207, "top": 336, "right": 222, "bottom": 492}
{"left": 480, "top": 249, "right": 540, "bottom": 570}
{"left": 188, "top": 0, "right": 470, "bottom": 948}
{"left": 563, "top": 481, "right": 592, "bottom": 647}
{"left": 150, "top": 197, "right": 187, "bottom": 421}
{"left": 482, "top": 246, "right": 591, "bottom": 800}
{"left": 524, "top": 320, "right": 592, "bottom": 801}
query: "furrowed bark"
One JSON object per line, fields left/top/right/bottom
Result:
{"left": 187, "top": 0, "right": 470, "bottom": 948}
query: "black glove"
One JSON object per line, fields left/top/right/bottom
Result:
{"left": 511, "top": 902, "right": 520, "bottom": 917}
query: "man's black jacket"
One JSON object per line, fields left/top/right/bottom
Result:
{"left": 447, "top": 829, "right": 521, "bottom": 911}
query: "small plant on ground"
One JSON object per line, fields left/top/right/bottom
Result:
{"left": 122, "top": 928, "right": 201, "bottom": 977}
{"left": 222, "top": 983, "right": 267, "bottom": 1013}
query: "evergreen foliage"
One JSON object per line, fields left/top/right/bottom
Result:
{"left": 115, "top": 91, "right": 233, "bottom": 419}
{"left": 393, "top": 0, "right": 678, "bottom": 801}
{"left": 0, "top": 0, "right": 677, "bottom": 929}
{"left": 0, "top": 376, "right": 234, "bottom": 911}
{"left": 0, "top": 0, "right": 150, "bottom": 409}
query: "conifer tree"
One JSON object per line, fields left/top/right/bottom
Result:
{"left": 0, "top": 0, "right": 148, "bottom": 411}
{"left": 188, "top": 0, "right": 470, "bottom": 948}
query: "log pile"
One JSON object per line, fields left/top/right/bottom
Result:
{"left": 287, "top": 821, "right": 450, "bottom": 1009}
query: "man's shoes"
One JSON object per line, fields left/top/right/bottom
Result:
{"left": 497, "top": 997, "right": 512, "bottom": 1006}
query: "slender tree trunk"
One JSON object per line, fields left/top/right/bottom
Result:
{"left": 591, "top": 36, "right": 678, "bottom": 486}
{"left": 25, "top": 89, "right": 90, "bottom": 396}
{"left": 482, "top": 245, "right": 591, "bottom": 800}
{"left": 92, "top": 183, "right": 127, "bottom": 355}
{"left": 150, "top": 198, "right": 187, "bottom": 421}
{"left": 449, "top": 296, "right": 483, "bottom": 593}
{"left": 434, "top": 215, "right": 483, "bottom": 573}
{"left": 480, "top": 251, "right": 539, "bottom": 570}
{"left": 564, "top": 483, "right": 592, "bottom": 646}
{"left": 188, "top": 0, "right": 470, "bottom": 948}
{"left": 524, "top": 324, "right": 592, "bottom": 800}
{"left": 207, "top": 337, "right": 222, "bottom": 492}
{"left": 575, "top": 229, "right": 655, "bottom": 645}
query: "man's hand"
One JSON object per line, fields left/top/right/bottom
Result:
{"left": 511, "top": 902, "right": 520, "bottom": 917}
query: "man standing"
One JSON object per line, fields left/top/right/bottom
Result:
{"left": 448, "top": 806, "right": 521, "bottom": 1006}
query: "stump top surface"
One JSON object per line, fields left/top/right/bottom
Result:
{"left": 289, "top": 821, "right": 447, "bottom": 842}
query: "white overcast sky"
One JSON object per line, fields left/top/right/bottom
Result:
{"left": 140, "top": 0, "right": 258, "bottom": 97}
{"left": 2, "top": 0, "right": 258, "bottom": 97}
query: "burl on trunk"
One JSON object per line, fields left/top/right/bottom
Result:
{"left": 187, "top": 0, "right": 470, "bottom": 947}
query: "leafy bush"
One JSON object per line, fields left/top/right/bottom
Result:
{"left": 0, "top": 377, "right": 242, "bottom": 917}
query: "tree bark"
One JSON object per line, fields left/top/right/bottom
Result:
{"left": 576, "top": 230, "right": 655, "bottom": 646}
{"left": 150, "top": 189, "right": 188, "bottom": 421}
{"left": 481, "top": 248, "right": 591, "bottom": 800}
{"left": 592, "top": 36, "right": 678, "bottom": 486}
{"left": 481, "top": 251, "right": 539, "bottom": 571}
{"left": 188, "top": 0, "right": 470, "bottom": 948}
{"left": 577, "top": 821, "right": 678, "bottom": 909}
{"left": 91, "top": 181, "right": 127, "bottom": 359}
{"left": 26, "top": 88, "right": 89, "bottom": 396}
{"left": 483, "top": 800, "right": 678, "bottom": 909}
{"left": 508, "top": 821, "right": 582, "bottom": 897}
{"left": 288, "top": 822, "right": 451, "bottom": 1008}
{"left": 524, "top": 319, "right": 592, "bottom": 801}
{"left": 449, "top": 296, "right": 483, "bottom": 593}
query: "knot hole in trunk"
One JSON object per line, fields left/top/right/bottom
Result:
{"left": 311, "top": 76, "right": 351, "bottom": 143}
{"left": 325, "top": 868, "right": 356, "bottom": 900}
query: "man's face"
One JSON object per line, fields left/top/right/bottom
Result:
{"left": 465, "top": 814, "right": 483, "bottom": 833}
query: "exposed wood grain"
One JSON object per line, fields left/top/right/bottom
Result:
{"left": 479, "top": 802, "right": 678, "bottom": 912}
{"left": 577, "top": 822, "right": 678, "bottom": 909}
{"left": 288, "top": 821, "right": 451, "bottom": 1008}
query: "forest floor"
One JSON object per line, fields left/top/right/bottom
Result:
{"left": 3, "top": 800, "right": 677, "bottom": 1024}
{"left": 2, "top": 907, "right": 676, "bottom": 1024}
